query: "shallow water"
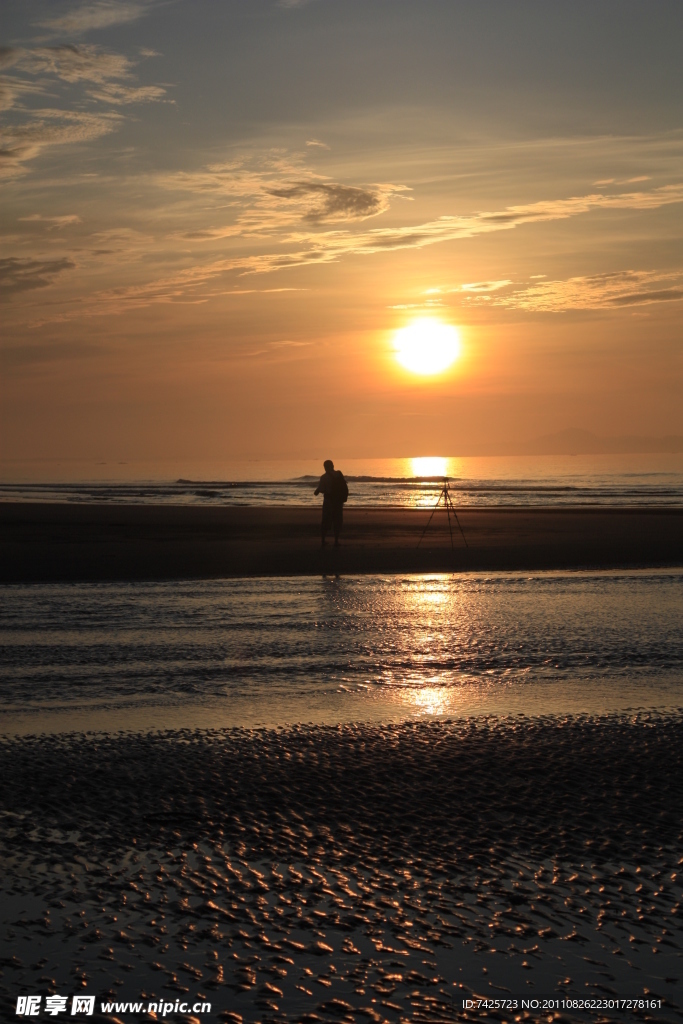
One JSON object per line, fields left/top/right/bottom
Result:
{"left": 1, "top": 570, "right": 682, "bottom": 735}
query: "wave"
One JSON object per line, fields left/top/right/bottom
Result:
{"left": 3, "top": 476, "right": 681, "bottom": 494}
{"left": 2, "top": 471, "right": 683, "bottom": 508}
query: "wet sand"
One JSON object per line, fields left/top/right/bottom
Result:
{"left": 2, "top": 503, "right": 682, "bottom": 580}
{"left": 1, "top": 716, "right": 681, "bottom": 1022}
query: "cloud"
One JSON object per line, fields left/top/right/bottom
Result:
{"left": 10, "top": 45, "right": 167, "bottom": 103}
{"left": 0, "top": 45, "right": 164, "bottom": 173}
{"left": 25, "top": 182, "right": 683, "bottom": 325}
{"left": 0, "top": 108, "right": 122, "bottom": 177}
{"left": 36, "top": 2, "right": 149, "bottom": 35}
{"left": 309, "top": 182, "right": 683, "bottom": 260}
{"left": 0, "top": 73, "right": 43, "bottom": 112}
{"left": 24, "top": 44, "right": 133, "bottom": 83}
{"left": 460, "top": 279, "right": 512, "bottom": 293}
{"left": 485, "top": 269, "right": 683, "bottom": 312}
{"left": 267, "top": 181, "right": 386, "bottom": 223}
{"left": 0, "top": 47, "right": 21, "bottom": 70}
{"left": 161, "top": 152, "right": 408, "bottom": 233}
{"left": 0, "top": 257, "right": 75, "bottom": 299}
{"left": 609, "top": 287, "right": 683, "bottom": 306}
{"left": 181, "top": 226, "right": 248, "bottom": 242}
{"left": 87, "top": 81, "right": 167, "bottom": 104}
{"left": 18, "top": 214, "right": 81, "bottom": 229}
{"left": 183, "top": 181, "right": 681, "bottom": 276}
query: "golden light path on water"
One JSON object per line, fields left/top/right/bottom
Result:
{"left": 390, "top": 576, "right": 479, "bottom": 718}
{"left": 410, "top": 684, "right": 456, "bottom": 716}
{"left": 2, "top": 571, "right": 683, "bottom": 736}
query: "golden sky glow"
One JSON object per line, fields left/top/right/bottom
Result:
{"left": 1, "top": 1, "right": 682, "bottom": 474}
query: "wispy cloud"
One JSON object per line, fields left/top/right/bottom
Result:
{"left": 36, "top": 2, "right": 150, "bottom": 35}
{"left": 0, "top": 257, "right": 75, "bottom": 299}
{"left": 86, "top": 81, "right": 166, "bottom": 104}
{"left": 0, "top": 72, "right": 44, "bottom": 112}
{"left": 8, "top": 44, "right": 166, "bottom": 101}
{"left": 610, "top": 288, "right": 682, "bottom": 306}
{"left": 349, "top": 184, "right": 683, "bottom": 255}
{"left": 0, "top": 44, "right": 165, "bottom": 174}
{"left": 21, "top": 181, "right": 683, "bottom": 324}
{"left": 492, "top": 269, "right": 683, "bottom": 312}
{"left": 161, "top": 152, "right": 409, "bottom": 234}
{"left": 202, "top": 181, "right": 683, "bottom": 274}
{"left": 595, "top": 175, "right": 651, "bottom": 187}
{"left": 23, "top": 44, "right": 133, "bottom": 83}
{"left": 267, "top": 181, "right": 388, "bottom": 223}
{"left": 0, "top": 47, "right": 20, "bottom": 70}
{"left": 164, "top": 162, "right": 683, "bottom": 257}
{"left": 0, "top": 108, "right": 122, "bottom": 177}
{"left": 18, "top": 214, "right": 81, "bottom": 229}
{"left": 461, "top": 280, "right": 512, "bottom": 293}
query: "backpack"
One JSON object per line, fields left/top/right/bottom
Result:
{"left": 333, "top": 471, "right": 349, "bottom": 504}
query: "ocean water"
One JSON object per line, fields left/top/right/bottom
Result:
{"left": 2, "top": 453, "right": 683, "bottom": 507}
{"left": 1, "top": 570, "right": 681, "bottom": 736}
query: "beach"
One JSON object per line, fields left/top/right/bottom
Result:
{"left": 2, "top": 505, "right": 682, "bottom": 1021}
{"left": 2, "top": 503, "right": 682, "bottom": 581}
{"left": 1, "top": 716, "right": 681, "bottom": 1022}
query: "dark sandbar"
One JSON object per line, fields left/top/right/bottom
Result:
{"left": 2, "top": 503, "right": 682, "bottom": 581}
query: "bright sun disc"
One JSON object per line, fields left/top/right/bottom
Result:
{"left": 412, "top": 456, "right": 448, "bottom": 477}
{"left": 393, "top": 319, "right": 461, "bottom": 376}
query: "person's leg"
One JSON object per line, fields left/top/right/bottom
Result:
{"left": 333, "top": 505, "right": 343, "bottom": 546}
{"left": 321, "top": 504, "right": 330, "bottom": 546}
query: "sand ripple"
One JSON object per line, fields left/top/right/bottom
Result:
{"left": 1, "top": 715, "right": 682, "bottom": 1022}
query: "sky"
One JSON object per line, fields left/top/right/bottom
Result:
{"left": 2, "top": 0, "right": 682, "bottom": 473}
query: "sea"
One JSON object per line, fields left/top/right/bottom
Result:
{"left": 2, "top": 452, "right": 683, "bottom": 507}
{"left": 1, "top": 571, "right": 682, "bottom": 736}
{"left": 1, "top": 454, "right": 682, "bottom": 737}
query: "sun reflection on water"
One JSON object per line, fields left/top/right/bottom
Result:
{"left": 411, "top": 685, "right": 452, "bottom": 716}
{"left": 387, "top": 576, "right": 470, "bottom": 718}
{"left": 411, "top": 456, "right": 448, "bottom": 478}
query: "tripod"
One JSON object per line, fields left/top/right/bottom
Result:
{"left": 417, "top": 477, "right": 468, "bottom": 551}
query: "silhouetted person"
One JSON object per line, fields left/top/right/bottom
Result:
{"left": 314, "top": 459, "right": 348, "bottom": 546}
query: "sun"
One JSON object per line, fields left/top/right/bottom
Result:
{"left": 411, "top": 456, "right": 448, "bottom": 477}
{"left": 393, "top": 319, "right": 461, "bottom": 376}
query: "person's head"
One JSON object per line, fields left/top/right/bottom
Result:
{"left": 323, "top": 459, "right": 334, "bottom": 472}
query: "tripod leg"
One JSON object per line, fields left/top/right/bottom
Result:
{"left": 417, "top": 490, "right": 444, "bottom": 549}
{"left": 446, "top": 493, "right": 468, "bottom": 548}
{"left": 445, "top": 495, "right": 455, "bottom": 553}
